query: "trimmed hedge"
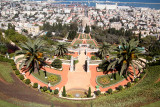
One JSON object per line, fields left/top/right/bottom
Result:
{"left": 25, "top": 79, "right": 31, "bottom": 84}
{"left": 19, "top": 75, "right": 24, "bottom": 80}
{"left": 33, "top": 83, "right": 38, "bottom": 88}
{"left": 118, "top": 85, "right": 123, "bottom": 91}
{"left": 127, "top": 82, "right": 131, "bottom": 87}
{"left": 54, "top": 89, "right": 59, "bottom": 95}
{"left": 43, "top": 86, "right": 48, "bottom": 92}
{"left": 108, "top": 88, "right": 113, "bottom": 94}
{"left": 51, "top": 59, "right": 62, "bottom": 69}
{"left": 95, "top": 90, "right": 101, "bottom": 96}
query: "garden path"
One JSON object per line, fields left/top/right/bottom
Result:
{"left": 65, "top": 49, "right": 95, "bottom": 91}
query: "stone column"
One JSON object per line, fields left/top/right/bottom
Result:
{"left": 87, "top": 56, "right": 90, "bottom": 72}
{"left": 70, "top": 56, "right": 74, "bottom": 72}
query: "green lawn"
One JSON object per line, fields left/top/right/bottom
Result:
{"left": 0, "top": 99, "right": 18, "bottom": 107}
{"left": 32, "top": 71, "right": 61, "bottom": 86}
{"left": 73, "top": 40, "right": 82, "bottom": 46}
{"left": 0, "top": 62, "right": 14, "bottom": 83}
{"left": 86, "top": 40, "right": 96, "bottom": 46}
{"left": 142, "top": 101, "right": 160, "bottom": 107}
{"left": 96, "top": 72, "right": 124, "bottom": 88}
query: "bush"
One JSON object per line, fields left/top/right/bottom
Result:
{"left": 134, "top": 78, "right": 139, "bottom": 83}
{"left": 127, "top": 82, "right": 131, "bottom": 87}
{"left": 139, "top": 73, "right": 144, "bottom": 78}
{"left": 54, "top": 89, "right": 59, "bottom": 95}
{"left": 51, "top": 59, "right": 62, "bottom": 69}
{"left": 33, "top": 83, "right": 38, "bottom": 88}
{"left": 108, "top": 88, "right": 113, "bottom": 94}
{"left": 118, "top": 85, "right": 123, "bottom": 91}
{"left": 19, "top": 75, "right": 24, "bottom": 80}
{"left": 62, "top": 86, "right": 67, "bottom": 97}
{"left": 45, "top": 90, "right": 51, "bottom": 94}
{"left": 67, "top": 55, "right": 71, "bottom": 60}
{"left": 91, "top": 56, "right": 96, "bottom": 60}
{"left": 15, "top": 70, "right": 20, "bottom": 75}
{"left": 95, "top": 90, "right": 101, "bottom": 96}
{"left": 87, "top": 87, "right": 91, "bottom": 97}
{"left": 43, "top": 86, "right": 48, "bottom": 92}
{"left": 25, "top": 79, "right": 31, "bottom": 84}
{"left": 12, "top": 66, "right": 17, "bottom": 70}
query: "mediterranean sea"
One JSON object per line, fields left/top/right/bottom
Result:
{"left": 35, "top": 0, "right": 160, "bottom": 9}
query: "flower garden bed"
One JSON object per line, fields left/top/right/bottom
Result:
{"left": 32, "top": 70, "right": 61, "bottom": 86}
{"left": 96, "top": 72, "right": 125, "bottom": 88}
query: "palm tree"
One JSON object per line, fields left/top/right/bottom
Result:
{"left": 107, "top": 39, "right": 146, "bottom": 77}
{"left": 98, "top": 42, "right": 111, "bottom": 59}
{"left": 54, "top": 44, "right": 68, "bottom": 57}
{"left": 15, "top": 38, "right": 46, "bottom": 74}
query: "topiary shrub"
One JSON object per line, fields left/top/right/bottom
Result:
{"left": 108, "top": 88, "right": 113, "bottom": 94}
{"left": 43, "top": 86, "right": 48, "bottom": 92}
{"left": 91, "top": 56, "right": 96, "bottom": 60}
{"left": 127, "top": 82, "right": 131, "bottom": 87}
{"left": 134, "top": 78, "right": 139, "bottom": 83}
{"left": 62, "top": 86, "right": 67, "bottom": 97}
{"left": 87, "top": 87, "right": 91, "bottom": 97}
{"left": 51, "top": 59, "right": 62, "bottom": 69}
{"left": 118, "top": 85, "right": 123, "bottom": 91}
{"left": 19, "top": 75, "right": 24, "bottom": 80}
{"left": 15, "top": 70, "right": 20, "bottom": 75}
{"left": 54, "top": 89, "right": 59, "bottom": 95}
{"left": 25, "top": 79, "right": 31, "bottom": 84}
{"left": 33, "top": 83, "right": 38, "bottom": 88}
{"left": 95, "top": 90, "right": 101, "bottom": 96}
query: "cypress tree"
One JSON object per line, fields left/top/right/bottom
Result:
{"left": 62, "top": 86, "right": 66, "bottom": 97}
{"left": 87, "top": 87, "right": 91, "bottom": 97}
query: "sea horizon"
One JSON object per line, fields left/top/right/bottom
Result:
{"left": 34, "top": 0, "right": 160, "bottom": 9}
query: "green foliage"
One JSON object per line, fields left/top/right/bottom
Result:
{"left": 95, "top": 90, "right": 101, "bottom": 96}
{"left": 0, "top": 44, "right": 8, "bottom": 54}
{"left": 25, "top": 79, "right": 31, "bottom": 84}
{"left": 87, "top": 87, "right": 91, "bottom": 97}
{"left": 54, "top": 89, "right": 59, "bottom": 95}
{"left": 127, "top": 82, "right": 131, "bottom": 87}
{"left": 47, "top": 75, "right": 58, "bottom": 83}
{"left": 42, "top": 86, "right": 48, "bottom": 92}
{"left": 33, "top": 83, "right": 38, "bottom": 88}
{"left": 67, "top": 30, "right": 77, "bottom": 40}
{"left": 73, "top": 60, "right": 79, "bottom": 65}
{"left": 108, "top": 88, "right": 113, "bottom": 94}
{"left": 62, "top": 86, "right": 66, "bottom": 97}
{"left": 5, "top": 29, "right": 27, "bottom": 45}
{"left": 46, "top": 31, "right": 53, "bottom": 37}
{"left": 107, "top": 39, "right": 145, "bottom": 77}
{"left": 98, "top": 42, "right": 111, "bottom": 59}
{"left": 15, "top": 70, "right": 20, "bottom": 75}
{"left": 19, "top": 75, "right": 24, "bottom": 80}
{"left": 91, "top": 56, "right": 96, "bottom": 60}
{"left": 134, "top": 78, "right": 139, "bottom": 83}
{"left": 98, "top": 60, "right": 110, "bottom": 72}
{"left": 118, "top": 85, "right": 123, "bottom": 91}
{"left": 84, "top": 25, "right": 90, "bottom": 33}
{"left": 15, "top": 38, "right": 47, "bottom": 74}
{"left": 54, "top": 44, "right": 68, "bottom": 57}
{"left": 139, "top": 73, "right": 145, "bottom": 78}
{"left": 12, "top": 66, "right": 17, "bottom": 70}
{"left": 51, "top": 59, "right": 62, "bottom": 69}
